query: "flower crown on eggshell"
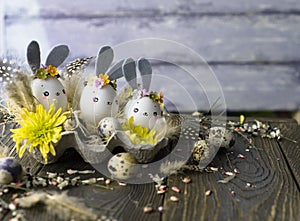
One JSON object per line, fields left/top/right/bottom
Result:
{"left": 132, "top": 88, "right": 164, "bottom": 104}
{"left": 35, "top": 64, "right": 60, "bottom": 80}
{"left": 85, "top": 73, "right": 117, "bottom": 90}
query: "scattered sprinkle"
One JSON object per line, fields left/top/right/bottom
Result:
{"left": 170, "top": 196, "right": 180, "bottom": 202}
{"left": 105, "top": 179, "right": 111, "bottom": 185}
{"left": 47, "top": 172, "right": 57, "bottom": 178}
{"left": 171, "top": 186, "right": 180, "bottom": 193}
{"left": 67, "top": 169, "right": 95, "bottom": 175}
{"left": 158, "top": 206, "right": 164, "bottom": 212}
{"left": 205, "top": 190, "right": 212, "bottom": 196}
{"left": 8, "top": 203, "right": 16, "bottom": 211}
{"left": 143, "top": 206, "right": 153, "bottom": 213}
{"left": 224, "top": 172, "right": 234, "bottom": 176}
{"left": 81, "top": 178, "right": 96, "bottom": 185}
{"left": 157, "top": 190, "right": 167, "bottom": 195}
{"left": 57, "top": 180, "right": 69, "bottom": 190}
{"left": 218, "top": 174, "right": 236, "bottom": 184}
{"left": 233, "top": 168, "right": 239, "bottom": 174}
{"left": 118, "top": 182, "right": 127, "bottom": 186}
{"left": 182, "top": 177, "right": 191, "bottom": 183}
{"left": 237, "top": 154, "right": 246, "bottom": 159}
{"left": 208, "top": 167, "right": 219, "bottom": 172}
{"left": 159, "top": 185, "right": 167, "bottom": 190}
{"left": 246, "top": 182, "right": 252, "bottom": 187}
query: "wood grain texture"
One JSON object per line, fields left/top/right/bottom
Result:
{"left": 163, "top": 133, "right": 300, "bottom": 221}
{"left": 276, "top": 120, "right": 300, "bottom": 187}
{"left": 35, "top": 150, "right": 164, "bottom": 221}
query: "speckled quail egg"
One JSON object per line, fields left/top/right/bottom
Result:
{"left": 97, "top": 117, "right": 121, "bottom": 139}
{"left": 192, "top": 139, "right": 220, "bottom": 169}
{"left": 125, "top": 97, "right": 162, "bottom": 130}
{"left": 205, "top": 126, "right": 235, "bottom": 149}
{"left": 0, "top": 157, "right": 24, "bottom": 184}
{"left": 107, "top": 153, "right": 138, "bottom": 180}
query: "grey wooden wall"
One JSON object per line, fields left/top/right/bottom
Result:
{"left": 1, "top": 0, "right": 300, "bottom": 112}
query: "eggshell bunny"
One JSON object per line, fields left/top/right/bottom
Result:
{"left": 79, "top": 46, "right": 124, "bottom": 125}
{"left": 27, "top": 41, "right": 69, "bottom": 111}
{"left": 123, "top": 58, "right": 163, "bottom": 130}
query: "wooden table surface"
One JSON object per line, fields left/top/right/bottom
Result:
{"left": 0, "top": 115, "right": 300, "bottom": 221}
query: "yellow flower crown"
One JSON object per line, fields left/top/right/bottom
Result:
{"left": 35, "top": 65, "right": 60, "bottom": 79}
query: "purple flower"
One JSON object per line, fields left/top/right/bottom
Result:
{"left": 95, "top": 79, "right": 104, "bottom": 88}
{"left": 142, "top": 88, "right": 150, "bottom": 96}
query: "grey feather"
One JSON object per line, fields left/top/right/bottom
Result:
{"left": 138, "top": 58, "right": 152, "bottom": 90}
{"left": 46, "top": 45, "right": 69, "bottom": 67}
{"left": 96, "top": 46, "right": 113, "bottom": 75}
{"left": 123, "top": 58, "right": 137, "bottom": 89}
{"left": 27, "top": 41, "right": 41, "bottom": 72}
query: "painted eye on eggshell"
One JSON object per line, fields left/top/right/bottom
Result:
{"left": 153, "top": 112, "right": 158, "bottom": 116}
{"left": 62, "top": 89, "right": 66, "bottom": 94}
{"left": 143, "top": 112, "right": 149, "bottom": 116}
{"left": 134, "top": 108, "right": 139, "bottom": 113}
{"left": 56, "top": 92, "right": 60, "bottom": 96}
{"left": 43, "top": 91, "right": 49, "bottom": 96}
{"left": 107, "top": 101, "right": 112, "bottom": 105}
{"left": 93, "top": 97, "right": 99, "bottom": 102}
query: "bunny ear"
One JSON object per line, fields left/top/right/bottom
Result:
{"left": 46, "top": 45, "right": 69, "bottom": 67}
{"left": 106, "top": 59, "right": 124, "bottom": 80}
{"left": 138, "top": 58, "right": 152, "bottom": 91}
{"left": 95, "top": 46, "right": 114, "bottom": 75}
{"left": 27, "top": 41, "right": 41, "bottom": 72}
{"left": 123, "top": 58, "right": 137, "bottom": 89}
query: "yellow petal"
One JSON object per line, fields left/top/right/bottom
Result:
{"left": 49, "top": 142, "right": 56, "bottom": 156}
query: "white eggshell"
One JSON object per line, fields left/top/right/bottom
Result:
{"left": 125, "top": 97, "right": 162, "bottom": 129}
{"left": 107, "top": 153, "right": 138, "bottom": 180}
{"left": 97, "top": 117, "right": 121, "bottom": 139}
{"left": 80, "top": 85, "right": 119, "bottom": 125}
{"left": 31, "top": 77, "right": 68, "bottom": 111}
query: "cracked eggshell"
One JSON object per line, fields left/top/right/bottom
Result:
{"left": 206, "top": 127, "right": 235, "bottom": 149}
{"left": 31, "top": 77, "right": 68, "bottom": 111}
{"left": 107, "top": 153, "right": 138, "bottom": 180}
{"left": 97, "top": 117, "right": 121, "bottom": 139}
{"left": 80, "top": 85, "right": 118, "bottom": 125}
{"left": 0, "top": 157, "right": 24, "bottom": 184}
{"left": 125, "top": 97, "right": 162, "bottom": 130}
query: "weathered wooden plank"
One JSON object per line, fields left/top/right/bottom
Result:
{"left": 33, "top": 149, "right": 164, "bottom": 221}
{"left": 4, "top": 15, "right": 300, "bottom": 63}
{"left": 276, "top": 120, "right": 300, "bottom": 187}
{"left": 4, "top": 0, "right": 300, "bottom": 18}
{"left": 163, "top": 134, "right": 300, "bottom": 220}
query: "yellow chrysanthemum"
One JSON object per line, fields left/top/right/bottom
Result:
{"left": 122, "top": 116, "right": 157, "bottom": 145}
{"left": 11, "top": 104, "right": 68, "bottom": 164}
{"left": 99, "top": 74, "right": 110, "bottom": 86}
{"left": 47, "top": 65, "right": 59, "bottom": 77}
